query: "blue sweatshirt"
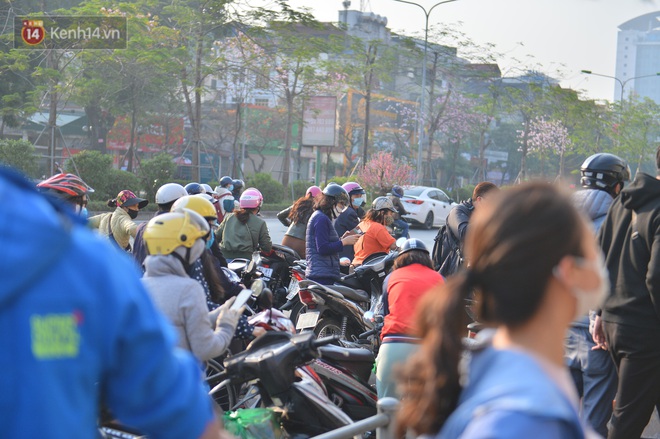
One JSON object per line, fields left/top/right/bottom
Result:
{"left": 0, "top": 166, "right": 215, "bottom": 439}
{"left": 306, "top": 210, "right": 343, "bottom": 284}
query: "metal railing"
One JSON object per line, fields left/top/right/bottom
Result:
{"left": 311, "top": 398, "right": 400, "bottom": 439}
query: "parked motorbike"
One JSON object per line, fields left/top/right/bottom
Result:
{"left": 210, "top": 331, "right": 355, "bottom": 436}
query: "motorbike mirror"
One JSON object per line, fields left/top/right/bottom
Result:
{"left": 256, "top": 288, "right": 274, "bottom": 310}
{"left": 395, "top": 237, "right": 407, "bottom": 248}
{"left": 251, "top": 279, "right": 265, "bottom": 297}
{"left": 252, "top": 251, "right": 262, "bottom": 266}
{"left": 363, "top": 311, "right": 374, "bottom": 324}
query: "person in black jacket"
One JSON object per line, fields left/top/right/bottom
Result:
{"left": 593, "top": 146, "right": 660, "bottom": 439}
{"left": 335, "top": 182, "right": 367, "bottom": 262}
{"left": 443, "top": 182, "right": 498, "bottom": 272}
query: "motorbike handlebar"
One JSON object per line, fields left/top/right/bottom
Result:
{"left": 311, "top": 335, "right": 340, "bottom": 349}
{"left": 358, "top": 328, "right": 377, "bottom": 339}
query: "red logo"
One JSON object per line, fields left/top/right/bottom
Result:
{"left": 21, "top": 20, "right": 45, "bottom": 45}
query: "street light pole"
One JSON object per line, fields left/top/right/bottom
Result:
{"left": 580, "top": 69, "right": 660, "bottom": 104}
{"left": 392, "top": 0, "right": 458, "bottom": 185}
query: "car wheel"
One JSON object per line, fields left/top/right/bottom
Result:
{"left": 423, "top": 212, "right": 434, "bottom": 230}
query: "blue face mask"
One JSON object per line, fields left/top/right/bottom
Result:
{"left": 228, "top": 184, "right": 234, "bottom": 191}
{"left": 352, "top": 197, "right": 364, "bottom": 207}
{"left": 80, "top": 207, "right": 88, "bottom": 218}
{"left": 206, "top": 230, "right": 215, "bottom": 250}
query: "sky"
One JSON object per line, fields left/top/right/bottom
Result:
{"left": 280, "top": 0, "right": 660, "bottom": 103}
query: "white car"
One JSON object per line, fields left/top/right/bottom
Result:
{"left": 401, "top": 186, "right": 456, "bottom": 229}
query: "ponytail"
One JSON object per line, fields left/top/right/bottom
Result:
{"left": 107, "top": 198, "right": 117, "bottom": 208}
{"left": 396, "top": 270, "right": 474, "bottom": 436}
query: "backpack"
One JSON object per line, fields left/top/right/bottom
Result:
{"left": 432, "top": 222, "right": 463, "bottom": 277}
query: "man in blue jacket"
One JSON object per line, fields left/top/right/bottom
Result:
{"left": 0, "top": 166, "right": 224, "bottom": 439}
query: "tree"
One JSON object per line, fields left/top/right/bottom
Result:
{"left": 140, "top": 152, "right": 177, "bottom": 201}
{"left": 356, "top": 151, "right": 414, "bottom": 197}
{"left": 522, "top": 116, "right": 572, "bottom": 180}
{"left": 615, "top": 97, "right": 660, "bottom": 173}
{"left": 0, "top": 139, "right": 38, "bottom": 178}
{"left": 65, "top": 150, "right": 114, "bottom": 200}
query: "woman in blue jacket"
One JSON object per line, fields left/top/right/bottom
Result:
{"left": 306, "top": 184, "right": 359, "bottom": 285}
{"left": 396, "top": 182, "right": 607, "bottom": 439}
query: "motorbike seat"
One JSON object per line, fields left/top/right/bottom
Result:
{"left": 329, "top": 285, "right": 369, "bottom": 303}
{"left": 318, "top": 345, "right": 375, "bottom": 363}
{"left": 318, "top": 345, "right": 375, "bottom": 383}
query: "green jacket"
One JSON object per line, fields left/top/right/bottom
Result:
{"left": 218, "top": 212, "right": 272, "bottom": 259}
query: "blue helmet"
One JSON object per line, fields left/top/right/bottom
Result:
{"left": 392, "top": 185, "right": 404, "bottom": 198}
{"left": 220, "top": 176, "right": 233, "bottom": 187}
{"left": 184, "top": 182, "right": 204, "bottom": 195}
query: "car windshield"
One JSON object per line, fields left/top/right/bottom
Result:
{"left": 404, "top": 187, "right": 425, "bottom": 197}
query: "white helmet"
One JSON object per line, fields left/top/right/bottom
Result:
{"left": 201, "top": 183, "right": 216, "bottom": 195}
{"left": 196, "top": 193, "right": 219, "bottom": 204}
{"left": 155, "top": 183, "right": 188, "bottom": 205}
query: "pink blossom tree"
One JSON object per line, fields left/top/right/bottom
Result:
{"left": 519, "top": 116, "right": 572, "bottom": 179}
{"left": 356, "top": 151, "right": 415, "bottom": 197}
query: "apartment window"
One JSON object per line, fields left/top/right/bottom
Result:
{"left": 211, "top": 79, "right": 217, "bottom": 89}
{"left": 254, "top": 98, "right": 269, "bottom": 107}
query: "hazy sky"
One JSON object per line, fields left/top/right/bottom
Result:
{"left": 282, "top": 0, "right": 659, "bottom": 102}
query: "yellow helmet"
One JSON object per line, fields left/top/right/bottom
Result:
{"left": 171, "top": 195, "right": 217, "bottom": 220}
{"left": 143, "top": 209, "right": 210, "bottom": 256}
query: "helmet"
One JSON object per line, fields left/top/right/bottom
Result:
{"left": 233, "top": 179, "right": 244, "bottom": 189}
{"left": 201, "top": 183, "right": 217, "bottom": 195}
{"left": 323, "top": 183, "right": 349, "bottom": 205}
{"left": 37, "top": 173, "right": 93, "bottom": 199}
{"left": 143, "top": 209, "right": 210, "bottom": 256}
{"left": 155, "top": 183, "right": 187, "bottom": 205}
{"left": 398, "top": 238, "right": 429, "bottom": 256}
{"left": 392, "top": 185, "right": 404, "bottom": 198}
{"left": 115, "top": 190, "right": 148, "bottom": 209}
{"left": 342, "top": 181, "right": 365, "bottom": 196}
{"left": 240, "top": 188, "right": 263, "bottom": 209}
{"left": 306, "top": 185, "right": 322, "bottom": 198}
{"left": 196, "top": 193, "right": 219, "bottom": 205}
{"left": 184, "top": 182, "right": 204, "bottom": 195}
{"left": 580, "top": 153, "right": 630, "bottom": 193}
{"left": 220, "top": 176, "right": 233, "bottom": 187}
{"left": 372, "top": 196, "right": 397, "bottom": 212}
{"left": 171, "top": 195, "right": 217, "bottom": 220}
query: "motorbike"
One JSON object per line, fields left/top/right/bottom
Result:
{"left": 295, "top": 249, "right": 401, "bottom": 349}
{"left": 210, "top": 331, "right": 356, "bottom": 436}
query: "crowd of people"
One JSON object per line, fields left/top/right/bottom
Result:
{"left": 5, "top": 150, "right": 660, "bottom": 438}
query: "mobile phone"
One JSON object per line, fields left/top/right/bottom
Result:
{"left": 231, "top": 289, "right": 252, "bottom": 310}
{"left": 352, "top": 227, "right": 364, "bottom": 235}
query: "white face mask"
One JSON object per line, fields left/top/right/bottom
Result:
{"left": 333, "top": 204, "right": 345, "bottom": 218}
{"left": 568, "top": 253, "right": 610, "bottom": 319}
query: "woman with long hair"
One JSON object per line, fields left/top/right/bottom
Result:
{"left": 397, "top": 182, "right": 606, "bottom": 439}
{"left": 218, "top": 188, "right": 272, "bottom": 261}
{"left": 351, "top": 196, "right": 398, "bottom": 266}
{"left": 306, "top": 183, "right": 359, "bottom": 285}
{"left": 277, "top": 185, "right": 322, "bottom": 258}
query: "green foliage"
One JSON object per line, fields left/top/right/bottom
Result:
{"left": 140, "top": 153, "right": 177, "bottom": 201}
{"left": 327, "top": 176, "right": 350, "bottom": 187}
{"left": 0, "top": 139, "right": 38, "bottom": 178}
{"left": 290, "top": 180, "right": 311, "bottom": 201}
{"left": 107, "top": 169, "right": 142, "bottom": 202}
{"left": 65, "top": 150, "right": 114, "bottom": 200}
{"left": 245, "top": 173, "right": 285, "bottom": 203}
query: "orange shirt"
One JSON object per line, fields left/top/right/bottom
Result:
{"left": 352, "top": 220, "right": 396, "bottom": 265}
{"left": 381, "top": 263, "right": 444, "bottom": 338}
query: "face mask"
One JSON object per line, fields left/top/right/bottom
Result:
{"left": 205, "top": 231, "right": 215, "bottom": 250}
{"left": 228, "top": 184, "right": 234, "bottom": 191}
{"left": 568, "top": 253, "right": 610, "bottom": 319}
{"left": 333, "top": 205, "right": 344, "bottom": 218}
{"left": 352, "top": 197, "right": 364, "bottom": 207}
{"left": 80, "top": 207, "right": 88, "bottom": 218}
{"left": 385, "top": 214, "right": 394, "bottom": 226}
{"left": 128, "top": 209, "right": 139, "bottom": 219}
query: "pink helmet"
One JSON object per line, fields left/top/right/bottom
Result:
{"left": 239, "top": 187, "right": 263, "bottom": 209}
{"left": 342, "top": 181, "right": 365, "bottom": 196}
{"left": 306, "top": 185, "right": 322, "bottom": 198}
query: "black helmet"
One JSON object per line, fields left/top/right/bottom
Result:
{"left": 322, "top": 183, "right": 349, "bottom": 205}
{"left": 392, "top": 185, "right": 404, "bottom": 198}
{"left": 580, "top": 153, "right": 630, "bottom": 194}
{"left": 220, "top": 176, "right": 233, "bottom": 187}
{"left": 184, "top": 182, "right": 204, "bottom": 195}
{"left": 232, "top": 179, "right": 244, "bottom": 189}
{"left": 398, "top": 238, "right": 428, "bottom": 256}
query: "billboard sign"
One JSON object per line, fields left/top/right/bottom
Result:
{"left": 302, "top": 96, "right": 336, "bottom": 147}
